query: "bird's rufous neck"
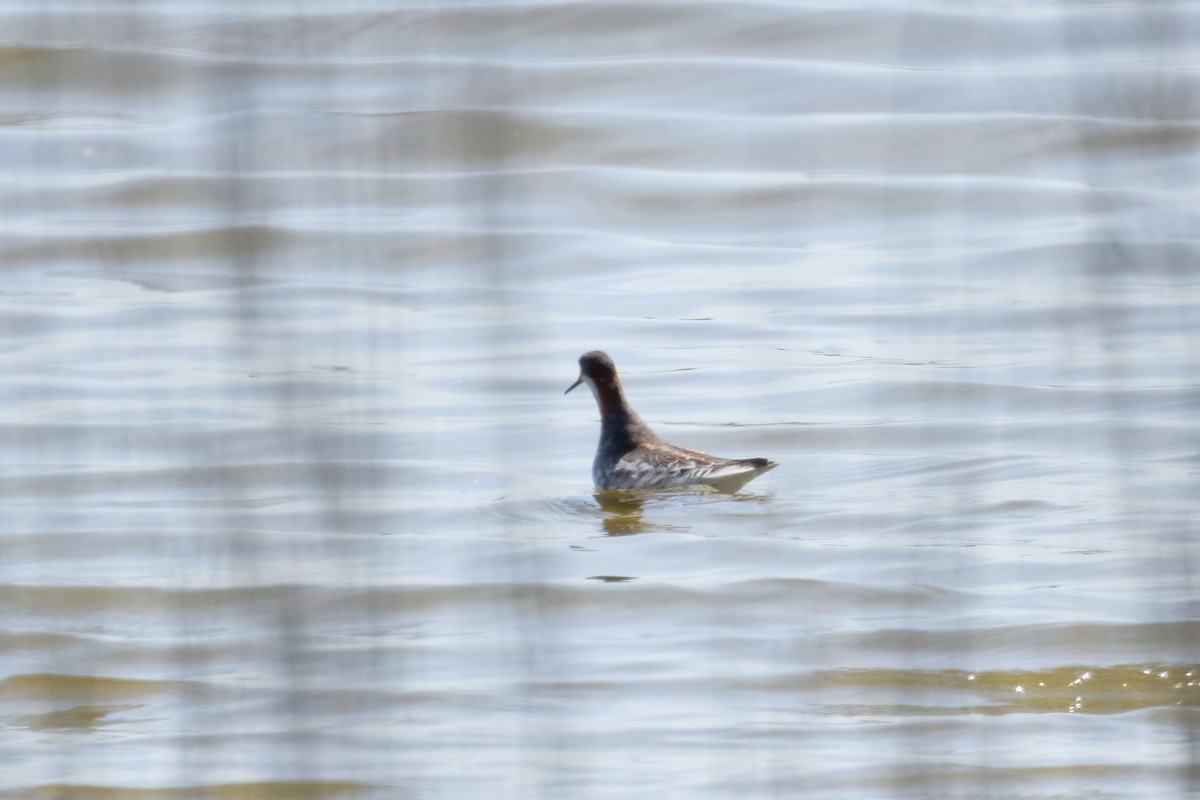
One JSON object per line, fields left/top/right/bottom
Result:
{"left": 593, "top": 375, "right": 629, "bottom": 422}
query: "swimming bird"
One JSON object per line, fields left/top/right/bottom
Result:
{"left": 565, "top": 350, "right": 777, "bottom": 492}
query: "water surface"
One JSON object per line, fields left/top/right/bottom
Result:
{"left": 2, "top": 2, "right": 1199, "bottom": 798}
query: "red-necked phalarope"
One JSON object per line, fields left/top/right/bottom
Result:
{"left": 566, "top": 350, "right": 777, "bottom": 492}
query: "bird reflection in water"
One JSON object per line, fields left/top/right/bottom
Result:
{"left": 595, "top": 490, "right": 652, "bottom": 536}
{"left": 594, "top": 487, "right": 773, "bottom": 536}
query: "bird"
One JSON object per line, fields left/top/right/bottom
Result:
{"left": 565, "top": 350, "right": 777, "bottom": 492}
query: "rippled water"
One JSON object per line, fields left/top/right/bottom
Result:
{"left": 3, "top": 2, "right": 1199, "bottom": 798}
